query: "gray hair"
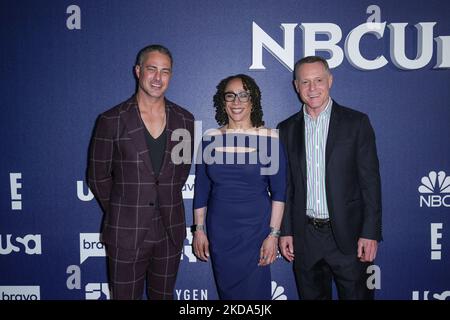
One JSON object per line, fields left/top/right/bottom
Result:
{"left": 136, "top": 44, "right": 173, "bottom": 67}
{"left": 294, "top": 56, "right": 330, "bottom": 79}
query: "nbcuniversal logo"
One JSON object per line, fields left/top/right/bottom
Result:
{"left": 419, "top": 171, "right": 450, "bottom": 207}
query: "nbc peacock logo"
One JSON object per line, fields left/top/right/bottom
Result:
{"left": 418, "top": 171, "right": 450, "bottom": 207}
{"left": 271, "top": 281, "right": 288, "bottom": 300}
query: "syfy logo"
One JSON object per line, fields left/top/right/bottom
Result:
{"left": 80, "top": 233, "right": 106, "bottom": 264}
{"left": 85, "top": 283, "right": 110, "bottom": 300}
{"left": 0, "top": 234, "right": 41, "bottom": 255}
{"left": 418, "top": 171, "right": 450, "bottom": 207}
{"left": 182, "top": 175, "right": 195, "bottom": 199}
{"left": 412, "top": 290, "right": 450, "bottom": 300}
{"left": 0, "top": 286, "right": 40, "bottom": 300}
{"left": 271, "top": 281, "right": 287, "bottom": 300}
{"left": 250, "top": 20, "right": 450, "bottom": 71}
{"left": 10, "top": 173, "right": 22, "bottom": 210}
{"left": 175, "top": 289, "right": 208, "bottom": 300}
{"left": 181, "top": 227, "right": 197, "bottom": 262}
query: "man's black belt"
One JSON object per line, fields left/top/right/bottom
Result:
{"left": 307, "top": 216, "right": 331, "bottom": 228}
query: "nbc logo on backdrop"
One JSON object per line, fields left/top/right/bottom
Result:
{"left": 418, "top": 171, "right": 450, "bottom": 207}
{"left": 271, "top": 281, "right": 287, "bottom": 300}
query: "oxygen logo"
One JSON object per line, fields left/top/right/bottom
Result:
{"left": 0, "top": 234, "right": 42, "bottom": 255}
{"left": 0, "top": 286, "right": 40, "bottom": 300}
{"left": 271, "top": 281, "right": 288, "bottom": 300}
{"left": 418, "top": 171, "right": 450, "bottom": 207}
{"left": 175, "top": 289, "right": 208, "bottom": 300}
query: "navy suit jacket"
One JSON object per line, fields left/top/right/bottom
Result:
{"left": 277, "top": 101, "right": 382, "bottom": 256}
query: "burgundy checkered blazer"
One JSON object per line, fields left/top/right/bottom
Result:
{"left": 88, "top": 95, "right": 194, "bottom": 249}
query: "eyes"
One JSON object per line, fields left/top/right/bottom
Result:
{"left": 300, "top": 78, "right": 323, "bottom": 86}
{"left": 224, "top": 91, "right": 251, "bottom": 103}
{"left": 145, "top": 66, "right": 171, "bottom": 75}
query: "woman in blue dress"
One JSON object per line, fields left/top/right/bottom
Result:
{"left": 192, "top": 74, "right": 287, "bottom": 300}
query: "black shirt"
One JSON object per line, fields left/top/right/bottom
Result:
{"left": 144, "top": 128, "right": 167, "bottom": 177}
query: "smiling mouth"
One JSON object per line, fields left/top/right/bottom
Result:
{"left": 230, "top": 108, "right": 245, "bottom": 115}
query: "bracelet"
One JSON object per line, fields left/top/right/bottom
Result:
{"left": 269, "top": 227, "right": 281, "bottom": 238}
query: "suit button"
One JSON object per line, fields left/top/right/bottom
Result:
{"left": 149, "top": 202, "right": 155, "bottom": 207}
{"left": 155, "top": 180, "right": 159, "bottom": 186}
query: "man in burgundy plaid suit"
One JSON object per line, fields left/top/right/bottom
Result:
{"left": 88, "top": 44, "right": 194, "bottom": 299}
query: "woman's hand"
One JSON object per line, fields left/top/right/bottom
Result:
{"left": 192, "top": 231, "right": 210, "bottom": 262}
{"left": 258, "top": 235, "right": 278, "bottom": 266}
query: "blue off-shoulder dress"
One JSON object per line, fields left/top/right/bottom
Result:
{"left": 193, "top": 131, "right": 287, "bottom": 300}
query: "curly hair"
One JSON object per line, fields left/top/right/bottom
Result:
{"left": 213, "top": 74, "right": 264, "bottom": 127}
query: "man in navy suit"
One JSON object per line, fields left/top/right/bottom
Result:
{"left": 277, "top": 56, "right": 382, "bottom": 300}
{"left": 88, "top": 45, "right": 194, "bottom": 299}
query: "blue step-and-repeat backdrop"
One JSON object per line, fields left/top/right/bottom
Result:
{"left": 1, "top": 0, "right": 449, "bottom": 300}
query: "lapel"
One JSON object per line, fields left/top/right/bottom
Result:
{"left": 121, "top": 96, "right": 155, "bottom": 178}
{"left": 158, "top": 99, "right": 176, "bottom": 176}
{"left": 325, "top": 101, "right": 341, "bottom": 168}
{"left": 294, "top": 110, "right": 307, "bottom": 188}
{"left": 122, "top": 96, "right": 177, "bottom": 179}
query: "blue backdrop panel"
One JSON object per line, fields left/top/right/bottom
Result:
{"left": 1, "top": 0, "right": 449, "bottom": 300}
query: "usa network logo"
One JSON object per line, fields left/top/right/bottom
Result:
{"left": 412, "top": 290, "right": 450, "bottom": 300}
{"left": 418, "top": 171, "right": 450, "bottom": 207}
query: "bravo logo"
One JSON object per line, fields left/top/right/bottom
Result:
{"left": 80, "top": 233, "right": 106, "bottom": 264}
{"left": 419, "top": 171, "right": 450, "bottom": 207}
{"left": 0, "top": 286, "right": 40, "bottom": 300}
{"left": 182, "top": 174, "right": 195, "bottom": 199}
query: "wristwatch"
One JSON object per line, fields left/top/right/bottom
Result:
{"left": 190, "top": 224, "right": 205, "bottom": 233}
